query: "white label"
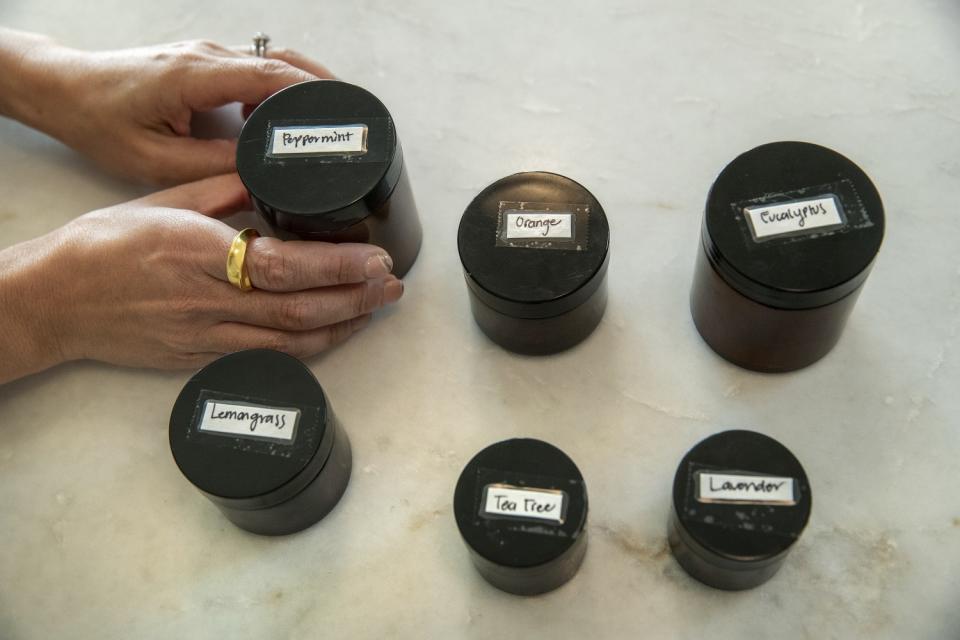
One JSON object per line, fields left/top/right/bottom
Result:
{"left": 198, "top": 400, "right": 299, "bottom": 442}
{"left": 698, "top": 472, "right": 796, "bottom": 505}
{"left": 504, "top": 211, "right": 574, "bottom": 240}
{"left": 269, "top": 124, "right": 367, "bottom": 156}
{"left": 481, "top": 484, "right": 566, "bottom": 524}
{"left": 744, "top": 195, "right": 844, "bottom": 240}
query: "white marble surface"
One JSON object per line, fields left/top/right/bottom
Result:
{"left": 1, "top": 1, "right": 959, "bottom": 638}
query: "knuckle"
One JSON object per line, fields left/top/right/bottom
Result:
{"left": 173, "top": 46, "right": 206, "bottom": 65}
{"left": 254, "top": 58, "right": 291, "bottom": 77}
{"left": 168, "top": 296, "right": 205, "bottom": 323}
{"left": 193, "top": 39, "right": 220, "bottom": 52}
{"left": 155, "top": 50, "right": 200, "bottom": 82}
{"left": 149, "top": 49, "right": 173, "bottom": 64}
{"left": 329, "top": 253, "right": 352, "bottom": 284}
{"left": 261, "top": 331, "right": 293, "bottom": 354}
{"left": 276, "top": 297, "right": 314, "bottom": 330}
{"left": 174, "top": 39, "right": 217, "bottom": 57}
{"left": 256, "top": 246, "right": 295, "bottom": 289}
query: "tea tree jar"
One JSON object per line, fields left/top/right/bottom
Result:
{"left": 169, "top": 349, "right": 351, "bottom": 536}
{"left": 454, "top": 438, "right": 589, "bottom": 595}
{"left": 690, "top": 141, "right": 885, "bottom": 372}
{"left": 237, "top": 80, "right": 422, "bottom": 276}
{"left": 668, "top": 430, "right": 812, "bottom": 590}
{"left": 457, "top": 172, "right": 610, "bottom": 355}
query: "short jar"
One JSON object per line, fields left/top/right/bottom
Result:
{"left": 169, "top": 349, "right": 351, "bottom": 536}
{"left": 668, "top": 430, "right": 812, "bottom": 590}
{"left": 457, "top": 172, "right": 610, "bottom": 355}
{"left": 453, "top": 438, "right": 589, "bottom": 595}
{"left": 237, "top": 80, "right": 422, "bottom": 277}
{"left": 691, "top": 141, "right": 885, "bottom": 372}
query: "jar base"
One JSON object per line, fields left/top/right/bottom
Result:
{"left": 218, "top": 420, "right": 353, "bottom": 536}
{"left": 470, "top": 531, "right": 588, "bottom": 596}
{"left": 667, "top": 509, "right": 783, "bottom": 591}
{"left": 468, "top": 279, "right": 608, "bottom": 356}
{"left": 690, "top": 249, "right": 860, "bottom": 373}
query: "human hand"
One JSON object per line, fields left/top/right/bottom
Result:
{"left": 0, "top": 174, "right": 402, "bottom": 382}
{"left": 0, "top": 29, "right": 333, "bottom": 184}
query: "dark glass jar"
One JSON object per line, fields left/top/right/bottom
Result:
{"left": 237, "top": 80, "right": 422, "bottom": 277}
{"left": 453, "top": 438, "right": 589, "bottom": 595}
{"left": 457, "top": 172, "right": 610, "bottom": 355}
{"left": 668, "top": 430, "right": 812, "bottom": 590}
{"left": 169, "top": 349, "right": 351, "bottom": 536}
{"left": 691, "top": 141, "right": 885, "bottom": 372}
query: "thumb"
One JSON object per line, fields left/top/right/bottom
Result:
{"left": 136, "top": 173, "right": 251, "bottom": 218}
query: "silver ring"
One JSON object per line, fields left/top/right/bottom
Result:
{"left": 251, "top": 32, "right": 270, "bottom": 57}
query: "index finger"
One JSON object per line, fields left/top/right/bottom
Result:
{"left": 230, "top": 45, "right": 336, "bottom": 79}
{"left": 184, "top": 57, "right": 317, "bottom": 111}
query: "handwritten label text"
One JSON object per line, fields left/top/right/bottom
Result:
{"left": 744, "top": 195, "right": 844, "bottom": 240}
{"left": 697, "top": 472, "right": 796, "bottom": 505}
{"left": 198, "top": 399, "right": 299, "bottom": 442}
{"left": 270, "top": 124, "right": 367, "bottom": 156}
{"left": 504, "top": 211, "right": 574, "bottom": 240}
{"left": 481, "top": 485, "right": 566, "bottom": 524}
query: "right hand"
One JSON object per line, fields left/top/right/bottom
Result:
{"left": 29, "top": 174, "right": 403, "bottom": 371}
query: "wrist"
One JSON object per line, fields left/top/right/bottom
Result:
{"left": 0, "top": 232, "right": 73, "bottom": 384}
{"left": 0, "top": 28, "right": 81, "bottom": 134}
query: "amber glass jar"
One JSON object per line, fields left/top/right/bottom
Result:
{"left": 237, "top": 80, "right": 422, "bottom": 276}
{"left": 668, "top": 430, "right": 812, "bottom": 590}
{"left": 169, "top": 350, "right": 351, "bottom": 536}
{"left": 691, "top": 141, "right": 885, "bottom": 372}
{"left": 454, "top": 438, "right": 589, "bottom": 595}
{"left": 458, "top": 172, "right": 610, "bottom": 355}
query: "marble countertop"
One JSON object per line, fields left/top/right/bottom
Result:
{"left": 1, "top": 1, "right": 958, "bottom": 638}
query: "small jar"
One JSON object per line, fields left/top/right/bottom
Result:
{"left": 237, "top": 80, "right": 422, "bottom": 277}
{"left": 668, "top": 430, "right": 812, "bottom": 590}
{"left": 453, "top": 438, "right": 589, "bottom": 595}
{"left": 169, "top": 349, "right": 351, "bottom": 536}
{"left": 457, "top": 172, "right": 610, "bottom": 355}
{"left": 691, "top": 141, "right": 885, "bottom": 372}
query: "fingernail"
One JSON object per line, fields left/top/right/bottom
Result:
{"left": 365, "top": 253, "right": 393, "bottom": 278}
{"left": 383, "top": 278, "right": 404, "bottom": 304}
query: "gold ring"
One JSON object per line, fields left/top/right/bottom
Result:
{"left": 226, "top": 228, "right": 260, "bottom": 291}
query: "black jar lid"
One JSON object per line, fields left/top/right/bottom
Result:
{"left": 703, "top": 141, "right": 884, "bottom": 310}
{"left": 454, "top": 438, "right": 588, "bottom": 570}
{"left": 236, "top": 80, "right": 402, "bottom": 234}
{"left": 672, "top": 430, "right": 812, "bottom": 567}
{"left": 169, "top": 349, "right": 334, "bottom": 510}
{"left": 458, "top": 172, "right": 610, "bottom": 319}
